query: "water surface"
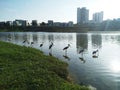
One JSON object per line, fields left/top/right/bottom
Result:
{"left": 0, "top": 32, "right": 120, "bottom": 90}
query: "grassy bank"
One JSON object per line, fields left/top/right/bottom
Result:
{"left": 0, "top": 41, "right": 89, "bottom": 90}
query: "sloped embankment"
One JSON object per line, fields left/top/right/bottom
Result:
{"left": 0, "top": 41, "right": 89, "bottom": 90}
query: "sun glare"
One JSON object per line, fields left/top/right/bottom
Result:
{"left": 110, "top": 60, "right": 120, "bottom": 73}
{"left": 90, "top": 0, "right": 120, "bottom": 20}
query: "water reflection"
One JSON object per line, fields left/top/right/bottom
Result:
{"left": 63, "top": 55, "right": 70, "bottom": 61}
{"left": 110, "top": 60, "right": 120, "bottom": 73}
{"left": 91, "top": 34, "right": 102, "bottom": 49}
{"left": 76, "top": 34, "right": 88, "bottom": 53}
{"left": 0, "top": 32, "right": 120, "bottom": 90}
{"left": 79, "top": 57, "right": 86, "bottom": 63}
{"left": 49, "top": 52, "right": 53, "bottom": 56}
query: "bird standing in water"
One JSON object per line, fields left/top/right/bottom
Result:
{"left": 23, "top": 39, "right": 29, "bottom": 44}
{"left": 40, "top": 42, "right": 44, "bottom": 47}
{"left": 49, "top": 42, "right": 54, "bottom": 49}
{"left": 92, "top": 49, "right": 99, "bottom": 58}
{"left": 63, "top": 44, "right": 70, "bottom": 52}
{"left": 31, "top": 42, "right": 34, "bottom": 45}
{"left": 92, "top": 49, "right": 98, "bottom": 55}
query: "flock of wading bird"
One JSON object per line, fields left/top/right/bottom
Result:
{"left": 7, "top": 36, "right": 99, "bottom": 63}
{"left": 22, "top": 39, "right": 99, "bottom": 63}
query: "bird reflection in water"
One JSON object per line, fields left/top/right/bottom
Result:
{"left": 48, "top": 42, "right": 54, "bottom": 56}
{"left": 63, "top": 55, "right": 70, "bottom": 61}
{"left": 79, "top": 57, "right": 86, "bottom": 63}
{"left": 30, "top": 41, "right": 34, "bottom": 47}
{"left": 92, "top": 55, "right": 98, "bottom": 58}
{"left": 78, "top": 48, "right": 86, "bottom": 63}
{"left": 49, "top": 52, "right": 53, "bottom": 56}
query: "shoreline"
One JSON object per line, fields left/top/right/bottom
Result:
{"left": 0, "top": 41, "right": 90, "bottom": 90}
{"left": 1, "top": 27, "right": 120, "bottom": 33}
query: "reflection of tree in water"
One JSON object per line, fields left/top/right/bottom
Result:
{"left": 48, "top": 34, "right": 54, "bottom": 42}
{"left": 23, "top": 34, "right": 28, "bottom": 40}
{"left": 76, "top": 34, "right": 88, "bottom": 53}
{"left": 41, "top": 34, "right": 46, "bottom": 41}
{"left": 14, "top": 33, "right": 19, "bottom": 41}
{"left": 22, "top": 33, "right": 31, "bottom": 43}
{"left": 7, "top": 33, "right": 12, "bottom": 41}
{"left": 33, "top": 33, "right": 38, "bottom": 43}
{"left": 91, "top": 34, "right": 102, "bottom": 49}
{"left": 104, "top": 35, "right": 120, "bottom": 45}
{"left": 12, "top": 33, "right": 20, "bottom": 43}
{"left": 54, "top": 34, "right": 73, "bottom": 42}
{"left": 104, "top": 35, "right": 117, "bottom": 43}
{"left": 116, "top": 35, "right": 120, "bottom": 45}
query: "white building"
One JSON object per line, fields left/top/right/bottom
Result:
{"left": 93, "top": 11, "right": 103, "bottom": 23}
{"left": 77, "top": 7, "right": 89, "bottom": 24}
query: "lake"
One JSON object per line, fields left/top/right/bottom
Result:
{"left": 0, "top": 32, "right": 120, "bottom": 90}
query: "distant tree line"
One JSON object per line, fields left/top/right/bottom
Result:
{"left": 1, "top": 19, "right": 120, "bottom": 31}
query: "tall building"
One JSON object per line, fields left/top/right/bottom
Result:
{"left": 77, "top": 7, "right": 89, "bottom": 24}
{"left": 93, "top": 11, "right": 103, "bottom": 23}
{"left": 32, "top": 20, "right": 38, "bottom": 26}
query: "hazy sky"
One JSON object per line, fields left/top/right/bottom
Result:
{"left": 0, "top": 0, "right": 120, "bottom": 23}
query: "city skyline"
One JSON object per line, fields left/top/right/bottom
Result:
{"left": 0, "top": 0, "right": 120, "bottom": 23}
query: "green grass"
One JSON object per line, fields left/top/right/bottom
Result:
{"left": 0, "top": 41, "right": 89, "bottom": 90}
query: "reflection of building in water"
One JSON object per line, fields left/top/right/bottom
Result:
{"left": 76, "top": 34, "right": 88, "bottom": 53}
{"left": 91, "top": 34, "right": 102, "bottom": 48}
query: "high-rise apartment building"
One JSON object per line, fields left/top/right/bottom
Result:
{"left": 93, "top": 11, "right": 103, "bottom": 23}
{"left": 32, "top": 20, "right": 38, "bottom": 26}
{"left": 77, "top": 7, "right": 89, "bottom": 24}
